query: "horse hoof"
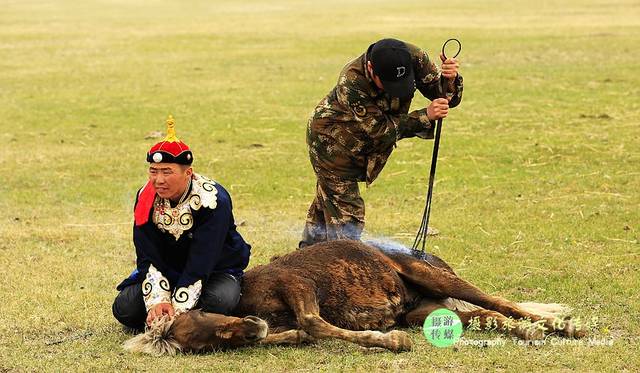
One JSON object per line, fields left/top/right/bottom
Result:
{"left": 242, "top": 316, "right": 269, "bottom": 342}
{"left": 297, "top": 330, "right": 316, "bottom": 344}
{"left": 386, "top": 330, "right": 412, "bottom": 352}
{"left": 517, "top": 325, "right": 545, "bottom": 341}
{"left": 562, "top": 320, "right": 587, "bottom": 339}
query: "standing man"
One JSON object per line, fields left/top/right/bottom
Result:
{"left": 300, "top": 38, "right": 463, "bottom": 248}
{"left": 113, "top": 116, "right": 251, "bottom": 330}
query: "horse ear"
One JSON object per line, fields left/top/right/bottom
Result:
{"left": 269, "top": 255, "right": 281, "bottom": 262}
{"left": 215, "top": 330, "right": 234, "bottom": 339}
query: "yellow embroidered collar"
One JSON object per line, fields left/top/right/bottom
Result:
{"left": 152, "top": 174, "right": 218, "bottom": 240}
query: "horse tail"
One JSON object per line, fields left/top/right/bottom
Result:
{"left": 365, "top": 240, "right": 574, "bottom": 319}
{"left": 443, "top": 298, "right": 481, "bottom": 312}
{"left": 123, "top": 316, "right": 182, "bottom": 356}
{"left": 444, "top": 298, "right": 572, "bottom": 318}
{"left": 516, "top": 302, "right": 572, "bottom": 318}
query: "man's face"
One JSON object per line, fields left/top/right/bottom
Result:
{"left": 148, "top": 163, "right": 193, "bottom": 202}
{"left": 367, "top": 61, "right": 385, "bottom": 90}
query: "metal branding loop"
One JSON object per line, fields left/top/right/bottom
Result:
{"left": 441, "top": 38, "right": 462, "bottom": 59}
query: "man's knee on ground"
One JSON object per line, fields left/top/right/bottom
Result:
{"left": 199, "top": 274, "right": 241, "bottom": 315}
{"left": 112, "top": 285, "right": 146, "bottom": 330}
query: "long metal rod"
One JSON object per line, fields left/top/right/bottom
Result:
{"left": 411, "top": 118, "right": 443, "bottom": 254}
{"left": 411, "top": 38, "right": 461, "bottom": 257}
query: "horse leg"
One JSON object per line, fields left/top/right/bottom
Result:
{"left": 405, "top": 298, "right": 545, "bottom": 340}
{"left": 386, "top": 253, "right": 582, "bottom": 338}
{"left": 259, "top": 329, "right": 316, "bottom": 345}
{"left": 278, "top": 277, "right": 412, "bottom": 352}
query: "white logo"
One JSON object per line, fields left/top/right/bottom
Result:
{"left": 396, "top": 66, "right": 406, "bottom": 78}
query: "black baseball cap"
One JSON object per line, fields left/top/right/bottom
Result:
{"left": 368, "top": 38, "right": 415, "bottom": 98}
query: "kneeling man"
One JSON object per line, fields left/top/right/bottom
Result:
{"left": 113, "top": 116, "right": 251, "bottom": 330}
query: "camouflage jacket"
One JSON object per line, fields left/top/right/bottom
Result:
{"left": 307, "top": 42, "right": 463, "bottom": 184}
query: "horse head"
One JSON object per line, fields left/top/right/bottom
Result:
{"left": 124, "top": 311, "right": 268, "bottom": 355}
{"left": 171, "top": 311, "right": 269, "bottom": 351}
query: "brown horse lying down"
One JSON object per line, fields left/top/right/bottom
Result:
{"left": 125, "top": 239, "right": 585, "bottom": 355}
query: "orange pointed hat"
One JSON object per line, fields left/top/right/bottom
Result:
{"left": 146, "top": 115, "right": 193, "bottom": 165}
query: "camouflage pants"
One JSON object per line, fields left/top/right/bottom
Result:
{"left": 299, "top": 174, "right": 365, "bottom": 248}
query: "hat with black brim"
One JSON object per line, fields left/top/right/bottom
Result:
{"left": 369, "top": 38, "right": 416, "bottom": 99}
{"left": 146, "top": 115, "right": 193, "bottom": 165}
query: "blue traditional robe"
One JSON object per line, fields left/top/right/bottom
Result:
{"left": 116, "top": 174, "right": 251, "bottom": 313}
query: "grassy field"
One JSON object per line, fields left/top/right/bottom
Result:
{"left": 1, "top": 0, "right": 639, "bottom": 371}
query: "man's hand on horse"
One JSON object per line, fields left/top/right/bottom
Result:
{"left": 146, "top": 302, "right": 175, "bottom": 326}
{"left": 439, "top": 53, "right": 459, "bottom": 79}
{"left": 427, "top": 98, "right": 450, "bottom": 121}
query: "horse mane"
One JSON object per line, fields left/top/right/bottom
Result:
{"left": 123, "top": 316, "right": 182, "bottom": 356}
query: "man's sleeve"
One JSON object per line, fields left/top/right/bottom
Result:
{"left": 409, "top": 43, "right": 464, "bottom": 108}
{"left": 335, "top": 75, "right": 436, "bottom": 144}
{"left": 134, "top": 223, "right": 177, "bottom": 312}
{"left": 132, "top": 188, "right": 181, "bottom": 312}
{"left": 170, "top": 192, "right": 232, "bottom": 314}
{"left": 140, "top": 264, "right": 171, "bottom": 312}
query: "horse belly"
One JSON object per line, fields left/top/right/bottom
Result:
{"left": 317, "top": 262, "right": 407, "bottom": 331}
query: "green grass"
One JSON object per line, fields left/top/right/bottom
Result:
{"left": 1, "top": 0, "right": 639, "bottom": 371}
